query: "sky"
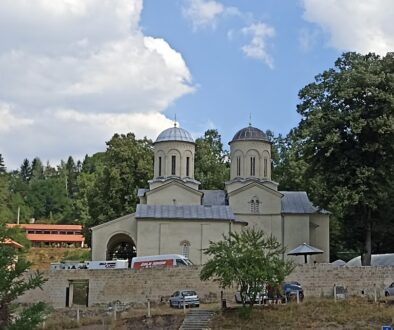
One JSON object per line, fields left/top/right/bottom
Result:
{"left": 1, "top": 0, "right": 394, "bottom": 170}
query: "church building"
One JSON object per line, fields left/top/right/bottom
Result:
{"left": 91, "top": 124, "right": 329, "bottom": 264}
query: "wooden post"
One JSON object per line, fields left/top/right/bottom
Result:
{"left": 334, "top": 284, "right": 337, "bottom": 302}
{"left": 76, "top": 307, "right": 80, "bottom": 324}
{"left": 147, "top": 299, "right": 151, "bottom": 318}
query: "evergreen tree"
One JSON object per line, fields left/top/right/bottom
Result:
{"left": 31, "top": 157, "right": 44, "bottom": 181}
{"left": 20, "top": 159, "right": 32, "bottom": 183}
{"left": 0, "top": 154, "right": 6, "bottom": 174}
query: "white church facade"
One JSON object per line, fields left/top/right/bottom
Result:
{"left": 91, "top": 125, "right": 330, "bottom": 265}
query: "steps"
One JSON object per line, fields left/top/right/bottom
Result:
{"left": 179, "top": 309, "right": 216, "bottom": 330}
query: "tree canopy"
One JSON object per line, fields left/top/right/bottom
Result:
{"left": 200, "top": 228, "right": 294, "bottom": 308}
{"left": 0, "top": 224, "right": 48, "bottom": 329}
{"left": 295, "top": 52, "right": 394, "bottom": 265}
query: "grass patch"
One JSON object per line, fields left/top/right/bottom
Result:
{"left": 210, "top": 298, "right": 394, "bottom": 329}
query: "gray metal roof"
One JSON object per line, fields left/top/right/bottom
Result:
{"left": 137, "top": 188, "right": 149, "bottom": 197}
{"left": 280, "top": 191, "right": 319, "bottom": 214}
{"left": 155, "top": 126, "right": 194, "bottom": 143}
{"left": 230, "top": 125, "right": 269, "bottom": 143}
{"left": 346, "top": 254, "right": 394, "bottom": 266}
{"left": 136, "top": 204, "right": 238, "bottom": 221}
{"left": 201, "top": 190, "right": 226, "bottom": 206}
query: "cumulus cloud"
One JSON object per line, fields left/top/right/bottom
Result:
{"left": 241, "top": 23, "right": 275, "bottom": 68}
{"left": 0, "top": 0, "right": 194, "bottom": 168}
{"left": 182, "top": 0, "right": 275, "bottom": 67}
{"left": 182, "top": 0, "right": 225, "bottom": 30}
{"left": 302, "top": 0, "right": 394, "bottom": 55}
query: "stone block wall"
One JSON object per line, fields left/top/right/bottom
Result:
{"left": 18, "top": 264, "right": 394, "bottom": 308}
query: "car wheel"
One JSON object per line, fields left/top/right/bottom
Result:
{"left": 385, "top": 291, "right": 389, "bottom": 297}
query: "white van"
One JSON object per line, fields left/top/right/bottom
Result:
{"left": 131, "top": 254, "right": 193, "bottom": 270}
{"left": 86, "top": 260, "right": 128, "bottom": 269}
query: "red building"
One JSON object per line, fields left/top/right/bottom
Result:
{"left": 6, "top": 224, "right": 85, "bottom": 247}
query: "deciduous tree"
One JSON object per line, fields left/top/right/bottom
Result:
{"left": 296, "top": 52, "right": 394, "bottom": 265}
{"left": 200, "top": 228, "right": 293, "bottom": 308}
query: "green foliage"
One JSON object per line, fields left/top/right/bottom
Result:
{"left": 296, "top": 52, "right": 394, "bottom": 265}
{"left": 0, "top": 224, "right": 48, "bottom": 329}
{"left": 195, "top": 129, "right": 229, "bottom": 189}
{"left": 62, "top": 248, "right": 91, "bottom": 261}
{"left": 0, "top": 154, "right": 6, "bottom": 174}
{"left": 19, "top": 159, "right": 32, "bottom": 183}
{"left": 200, "top": 228, "right": 294, "bottom": 308}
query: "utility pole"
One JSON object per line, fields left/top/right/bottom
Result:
{"left": 17, "top": 206, "right": 20, "bottom": 225}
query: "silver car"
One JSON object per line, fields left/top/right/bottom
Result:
{"left": 169, "top": 289, "right": 200, "bottom": 308}
{"left": 384, "top": 282, "right": 394, "bottom": 296}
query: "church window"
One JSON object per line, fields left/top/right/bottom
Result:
{"left": 250, "top": 197, "right": 260, "bottom": 213}
{"left": 171, "top": 155, "right": 176, "bottom": 175}
{"left": 264, "top": 158, "right": 268, "bottom": 177}
{"left": 180, "top": 240, "right": 190, "bottom": 258}
{"left": 250, "top": 157, "right": 256, "bottom": 176}
{"left": 186, "top": 157, "right": 190, "bottom": 177}
{"left": 158, "top": 157, "right": 162, "bottom": 176}
{"left": 236, "top": 157, "right": 241, "bottom": 176}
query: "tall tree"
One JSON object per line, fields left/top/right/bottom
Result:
{"left": 31, "top": 157, "right": 44, "bottom": 181}
{"left": 296, "top": 52, "right": 394, "bottom": 265}
{"left": 0, "top": 154, "right": 6, "bottom": 174}
{"left": 0, "top": 224, "right": 47, "bottom": 329}
{"left": 87, "top": 133, "right": 153, "bottom": 231}
{"left": 194, "top": 129, "right": 229, "bottom": 189}
{"left": 20, "top": 159, "right": 32, "bottom": 183}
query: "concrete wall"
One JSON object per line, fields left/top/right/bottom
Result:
{"left": 91, "top": 214, "right": 137, "bottom": 261}
{"left": 136, "top": 220, "right": 244, "bottom": 265}
{"left": 146, "top": 183, "right": 201, "bottom": 205}
{"left": 19, "top": 264, "right": 394, "bottom": 309}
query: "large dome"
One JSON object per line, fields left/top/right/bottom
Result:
{"left": 155, "top": 126, "right": 194, "bottom": 143}
{"left": 230, "top": 125, "right": 269, "bottom": 143}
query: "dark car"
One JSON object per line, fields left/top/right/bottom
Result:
{"left": 169, "top": 290, "right": 200, "bottom": 308}
{"left": 283, "top": 282, "right": 304, "bottom": 301}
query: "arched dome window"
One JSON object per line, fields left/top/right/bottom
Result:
{"left": 249, "top": 196, "right": 260, "bottom": 213}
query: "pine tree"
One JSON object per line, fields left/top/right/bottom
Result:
{"left": 20, "top": 159, "right": 32, "bottom": 183}
{"left": 0, "top": 154, "right": 6, "bottom": 174}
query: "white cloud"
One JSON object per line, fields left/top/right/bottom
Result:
{"left": 241, "top": 23, "right": 275, "bottom": 68}
{"left": 182, "top": 0, "right": 275, "bottom": 68}
{"left": 302, "top": 0, "right": 394, "bottom": 55}
{"left": 0, "top": 103, "right": 34, "bottom": 132}
{"left": 0, "top": 0, "right": 195, "bottom": 169}
{"left": 182, "top": 0, "right": 225, "bottom": 30}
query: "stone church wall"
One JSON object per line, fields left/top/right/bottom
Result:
{"left": 18, "top": 264, "right": 394, "bottom": 308}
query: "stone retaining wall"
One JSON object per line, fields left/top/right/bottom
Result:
{"left": 18, "top": 264, "right": 394, "bottom": 308}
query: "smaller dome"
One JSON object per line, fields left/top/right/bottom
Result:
{"left": 230, "top": 125, "right": 269, "bottom": 143}
{"left": 155, "top": 126, "right": 194, "bottom": 143}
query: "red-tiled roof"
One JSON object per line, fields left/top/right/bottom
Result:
{"left": 26, "top": 234, "right": 84, "bottom": 243}
{"left": 7, "top": 223, "right": 82, "bottom": 230}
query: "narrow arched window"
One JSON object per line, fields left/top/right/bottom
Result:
{"left": 158, "top": 156, "right": 162, "bottom": 176}
{"left": 236, "top": 157, "right": 241, "bottom": 176}
{"left": 250, "top": 157, "right": 256, "bottom": 176}
{"left": 171, "top": 155, "right": 176, "bottom": 175}
{"left": 264, "top": 158, "right": 268, "bottom": 177}
{"left": 180, "top": 240, "right": 190, "bottom": 258}
{"left": 186, "top": 157, "right": 190, "bottom": 177}
{"left": 250, "top": 197, "right": 260, "bottom": 213}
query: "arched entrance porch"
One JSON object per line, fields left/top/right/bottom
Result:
{"left": 106, "top": 233, "right": 136, "bottom": 262}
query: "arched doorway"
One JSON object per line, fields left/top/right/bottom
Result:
{"left": 106, "top": 233, "right": 136, "bottom": 262}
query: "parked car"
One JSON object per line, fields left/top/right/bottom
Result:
{"left": 169, "top": 289, "right": 200, "bottom": 308}
{"left": 384, "top": 282, "right": 394, "bottom": 296}
{"left": 283, "top": 282, "right": 304, "bottom": 301}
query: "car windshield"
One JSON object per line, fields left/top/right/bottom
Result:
{"left": 182, "top": 291, "right": 196, "bottom": 296}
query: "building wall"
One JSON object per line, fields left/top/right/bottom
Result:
{"left": 18, "top": 265, "right": 394, "bottom": 308}
{"left": 153, "top": 141, "right": 195, "bottom": 179}
{"left": 136, "top": 219, "right": 244, "bottom": 265}
{"left": 228, "top": 184, "right": 282, "bottom": 215}
{"left": 91, "top": 214, "right": 137, "bottom": 261}
{"left": 146, "top": 183, "right": 201, "bottom": 205}
{"left": 229, "top": 140, "right": 271, "bottom": 180}
{"left": 309, "top": 213, "right": 330, "bottom": 263}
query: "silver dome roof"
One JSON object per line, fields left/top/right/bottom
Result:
{"left": 155, "top": 126, "right": 194, "bottom": 143}
{"left": 230, "top": 125, "right": 269, "bottom": 143}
